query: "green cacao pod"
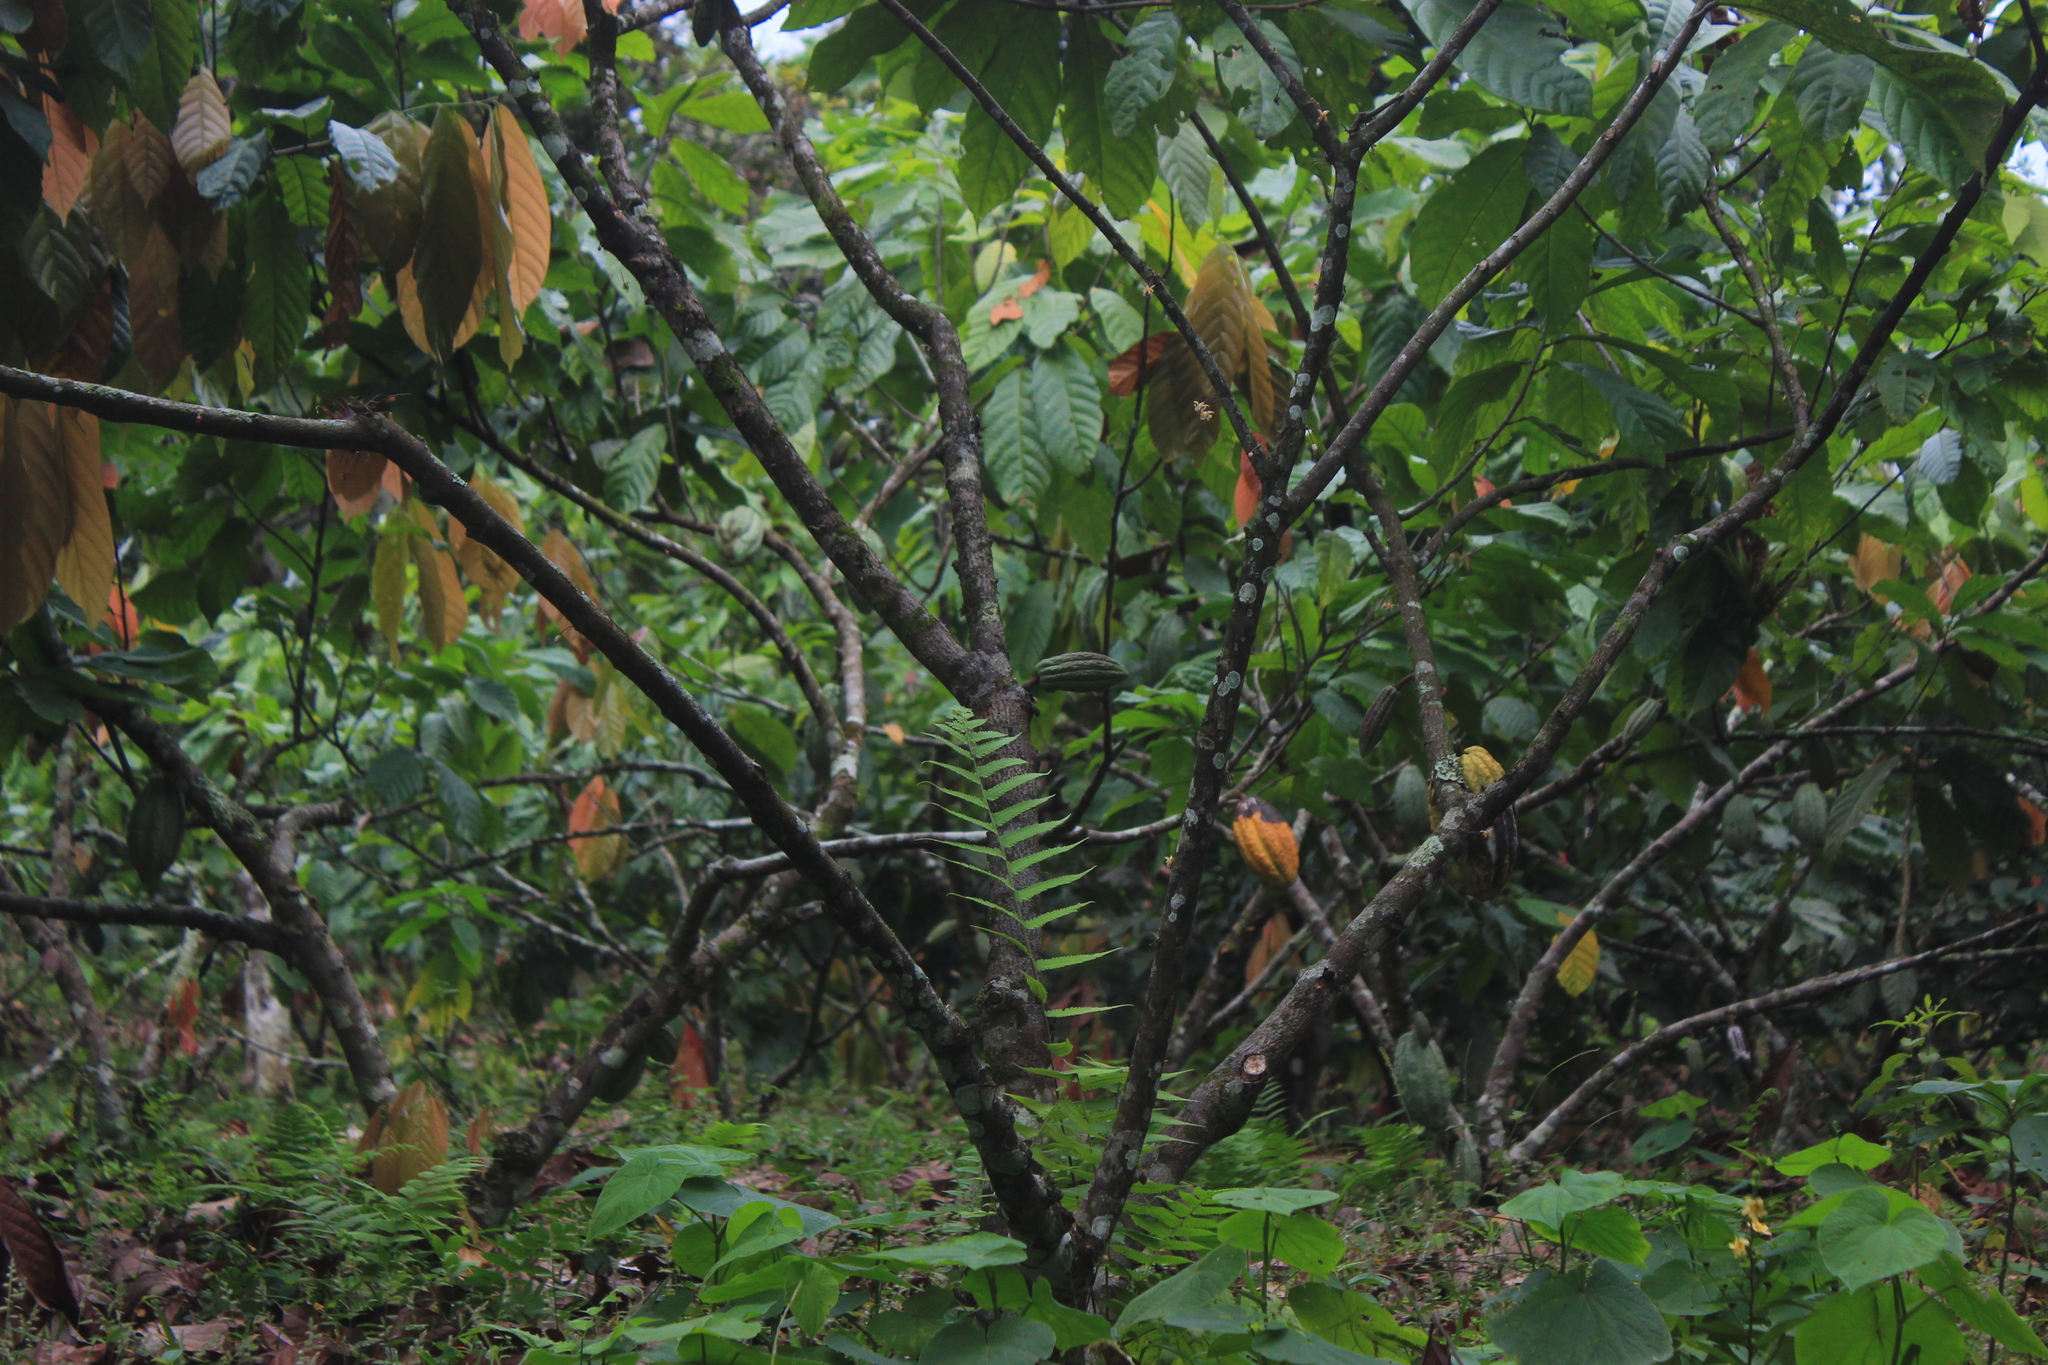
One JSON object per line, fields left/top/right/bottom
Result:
{"left": 1356, "top": 675, "right": 1409, "bottom": 761}
{"left": 1393, "top": 765, "right": 1430, "bottom": 836}
{"left": 1722, "top": 793, "right": 1759, "bottom": 852}
{"left": 127, "top": 776, "right": 186, "bottom": 891}
{"left": 1788, "top": 782, "right": 1828, "bottom": 850}
{"left": 1034, "top": 651, "right": 1130, "bottom": 693}
{"left": 1619, "top": 697, "right": 1664, "bottom": 747}
{"left": 1392, "top": 1028, "right": 1454, "bottom": 1134}
{"left": 592, "top": 1043, "right": 649, "bottom": 1104}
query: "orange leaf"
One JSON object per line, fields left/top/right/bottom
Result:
{"left": 989, "top": 296, "right": 1024, "bottom": 325}
{"left": 407, "top": 500, "right": 468, "bottom": 651}
{"left": 369, "top": 1082, "right": 450, "bottom": 1195}
{"left": 0, "top": 398, "right": 74, "bottom": 634}
{"left": 1108, "top": 332, "right": 1176, "bottom": 396}
{"left": 1017, "top": 259, "right": 1051, "bottom": 299}
{"left": 1728, "top": 648, "right": 1772, "bottom": 717}
{"left": 327, "top": 450, "right": 389, "bottom": 517}
{"left": 671, "top": 1023, "right": 712, "bottom": 1106}
{"left": 168, "top": 976, "right": 202, "bottom": 1057}
{"left": 1929, "top": 556, "right": 1972, "bottom": 615}
{"left": 1850, "top": 533, "right": 1901, "bottom": 595}
{"left": 1244, "top": 913, "right": 1289, "bottom": 985}
{"left": 881, "top": 722, "right": 906, "bottom": 744}
{"left": 107, "top": 583, "right": 138, "bottom": 648}
{"left": 41, "top": 93, "right": 96, "bottom": 218}
{"left": 568, "top": 776, "right": 627, "bottom": 879}
{"left": 517, "top": 0, "right": 586, "bottom": 52}
{"left": 2020, "top": 797, "right": 2046, "bottom": 847}
{"left": 1234, "top": 450, "right": 1260, "bottom": 528}
{"left": 488, "top": 105, "right": 551, "bottom": 313}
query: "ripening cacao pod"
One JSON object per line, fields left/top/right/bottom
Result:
{"left": 1393, "top": 1028, "right": 1454, "bottom": 1134}
{"left": 1788, "top": 782, "right": 1828, "bottom": 850}
{"left": 1393, "top": 765, "right": 1430, "bottom": 836}
{"left": 1357, "top": 675, "right": 1408, "bottom": 761}
{"left": 1034, "top": 651, "right": 1131, "bottom": 693}
{"left": 1722, "top": 793, "right": 1759, "bottom": 852}
{"left": 1427, "top": 746, "right": 1518, "bottom": 898}
{"left": 1234, "top": 796, "right": 1299, "bottom": 888}
{"left": 127, "top": 776, "right": 186, "bottom": 891}
{"left": 1620, "top": 697, "right": 1664, "bottom": 747}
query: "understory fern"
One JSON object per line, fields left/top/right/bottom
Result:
{"left": 925, "top": 705, "right": 1108, "bottom": 1010}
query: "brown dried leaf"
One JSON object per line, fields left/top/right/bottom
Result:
{"left": 539, "top": 528, "right": 597, "bottom": 658}
{"left": 326, "top": 451, "right": 388, "bottom": 517}
{"left": 124, "top": 113, "right": 175, "bottom": 204}
{"left": 568, "top": 776, "right": 627, "bottom": 880}
{"left": 0, "top": 1177, "right": 81, "bottom": 1323}
{"left": 53, "top": 408, "right": 112, "bottom": 621}
{"left": 171, "top": 70, "right": 231, "bottom": 173}
{"left": 1850, "top": 533, "right": 1901, "bottom": 595}
{"left": 1728, "top": 648, "right": 1771, "bottom": 716}
{"left": 318, "top": 164, "right": 362, "bottom": 344}
{"left": 488, "top": 105, "right": 550, "bottom": 313}
{"left": 0, "top": 398, "right": 75, "bottom": 634}
{"left": 1929, "top": 555, "right": 1972, "bottom": 615}
{"left": 41, "top": 94, "right": 96, "bottom": 219}
{"left": 369, "top": 1082, "right": 450, "bottom": 1195}
{"left": 128, "top": 227, "right": 185, "bottom": 391}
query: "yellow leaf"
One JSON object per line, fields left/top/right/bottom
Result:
{"left": 488, "top": 105, "right": 551, "bottom": 313}
{"left": 2021, "top": 468, "right": 2048, "bottom": 530}
{"left": 451, "top": 472, "right": 524, "bottom": 623}
{"left": 371, "top": 520, "right": 410, "bottom": 654}
{"left": 52, "top": 409, "right": 112, "bottom": 623}
{"left": 0, "top": 399, "right": 74, "bottom": 634}
{"left": 170, "top": 69, "right": 231, "bottom": 172}
{"left": 882, "top": 722, "right": 906, "bottom": 744}
{"left": 407, "top": 500, "right": 468, "bottom": 651}
{"left": 1850, "top": 533, "right": 1901, "bottom": 595}
{"left": 414, "top": 110, "right": 484, "bottom": 360}
{"left": 1554, "top": 916, "right": 1600, "bottom": 998}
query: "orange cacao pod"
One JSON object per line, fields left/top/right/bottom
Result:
{"left": 1233, "top": 796, "right": 1299, "bottom": 889}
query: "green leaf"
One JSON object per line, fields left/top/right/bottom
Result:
{"left": 983, "top": 367, "right": 1048, "bottom": 506}
{"left": 1561, "top": 364, "right": 1689, "bottom": 460}
{"left": 1824, "top": 758, "right": 1896, "bottom": 855}
{"left": 958, "top": 11, "right": 1059, "bottom": 218}
{"left": 1217, "top": 1210, "right": 1345, "bottom": 1275}
{"left": 1028, "top": 1277, "right": 1111, "bottom": 1351}
{"left": 130, "top": 0, "right": 196, "bottom": 130}
{"left": 1791, "top": 44, "right": 1874, "bottom": 143}
{"left": 807, "top": 5, "right": 910, "bottom": 94}
{"left": 671, "top": 137, "right": 752, "bottom": 215}
{"left": 1114, "top": 1246, "right": 1247, "bottom": 1337}
{"left": 1520, "top": 190, "right": 1593, "bottom": 330}
{"left": 1064, "top": 17, "right": 1153, "bottom": 219}
{"left": 1105, "top": 12, "right": 1179, "bottom": 138}
{"left": 588, "top": 1148, "right": 727, "bottom": 1239}
{"left": 1792, "top": 1281, "right": 1967, "bottom": 1365}
{"left": 1558, "top": 1206, "right": 1650, "bottom": 1266}
{"left": 920, "top": 1317, "right": 1055, "bottom": 1365}
{"left": 1029, "top": 349, "right": 1101, "bottom": 478}
{"left": 1655, "top": 106, "right": 1708, "bottom": 220}
{"left": 597, "top": 424, "right": 666, "bottom": 511}
{"left": 416, "top": 110, "right": 483, "bottom": 361}
{"left": 1487, "top": 1259, "right": 1672, "bottom": 1365}
{"left": 433, "top": 760, "right": 485, "bottom": 844}
{"left": 674, "top": 90, "right": 771, "bottom": 135}
{"left": 1413, "top": 0, "right": 1591, "bottom": 116}
{"left": 196, "top": 135, "right": 270, "bottom": 210}
{"left": 1694, "top": 23, "right": 1793, "bottom": 151}
{"left": 727, "top": 703, "right": 798, "bottom": 777}
{"left": 330, "top": 119, "right": 399, "bottom": 189}
{"left": 1287, "top": 1283, "right": 1428, "bottom": 1358}
{"left": 79, "top": 0, "right": 154, "bottom": 78}
{"left": 243, "top": 194, "right": 309, "bottom": 391}
{"left": 1761, "top": 91, "right": 1837, "bottom": 226}
{"left": 1410, "top": 140, "right": 1529, "bottom": 307}
{"left": 1918, "top": 1253, "right": 2048, "bottom": 1356}
{"left": 2011, "top": 1114, "right": 2048, "bottom": 1182}
{"left": 861, "top": 1232, "right": 1026, "bottom": 1269}
{"left": 273, "top": 154, "right": 330, "bottom": 228}
{"left": 1213, "top": 1187, "right": 1337, "bottom": 1214}
{"left": 1818, "top": 1187, "right": 1950, "bottom": 1290}
{"left": 1498, "top": 1169, "right": 1627, "bottom": 1225}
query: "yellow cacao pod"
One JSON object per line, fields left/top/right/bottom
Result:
{"left": 1233, "top": 796, "right": 1299, "bottom": 889}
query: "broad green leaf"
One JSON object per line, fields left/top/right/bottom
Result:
{"left": 1213, "top": 1187, "right": 1338, "bottom": 1214}
{"left": 1918, "top": 1253, "right": 2048, "bottom": 1356}
{"left": 1105, "top": 12, "right": 1180, "bottom": 138}
{"left": 415, "top": 110, "right": 483, "bottom": 360}
{"left": 1818, "top": 1187, "right": 1949, "bottom": 1290}
{"left": 862, "top": 1232, "right": 1026, "bottom": 1269}
{"left": 1413, "top": 0, "right": 1592, "bottom": 116}
{"left": 597, "top": 424, "right": 666, "bottom": 511}
{"left": 588, "top": 1148, "right": 729, "bottom": 1239}
{"left": 2011, "top": 1114, "right": 2048, "bottom": 1182}
{"left": 1792, "top": 1281, "right": 1967, "bottom": 1365}
{"left": 242, "top": 193, "right": 308, "bottom": 391}
{"left": 1288, "top": 1283, "right": 1428, "bottom": 1358}
{"left": 1499, "top": 1169, "right": 1627, "bottom": 1225}
{"left": 1410, "top": 140, "right": 1529, "bottom": 307}
{"left": 1488, "top": 1259, "right": 1671, "bottom": 1365}
{"left": 1115, "top": 1245, "right": 1247, "bottom": 1336}
{"left": 1217, "top": 1210, "right": 1345, "bottom": 1275}
{"left": 1790, "top": 44, "right": 1874, "bottom": 143}
{"left": 1558, "top": 1206, "right": 1650, "bottom": 1266}
{"left": 131, "top": 0, "right": 197, "bottom": 131}
{"left": 984, "top": 367, "right": 1048, "bottom": 506}
{"left": 1561, "top": 364, "right": 1689, "bottom": 460}
{"left": 672, "top": 137, "right": 752, "bottom": 215}
{"left": 921, "top": 1317, "right": 1054, "bottom": 1365}
{"left": 958, "top": 12, "right": 1058, "bottom": 218}
{"left": 1029, "top": 349, "right": 1101, "bottom": 478}
{"left": 79, "top": 0, "right": 153, "bottom": 78}
{"left": 1693, "top": 23, "right": 1793, "bottom": 151}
